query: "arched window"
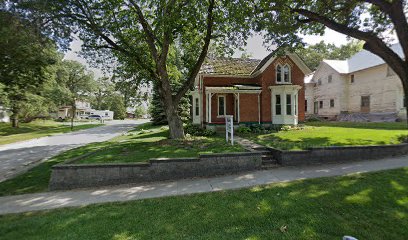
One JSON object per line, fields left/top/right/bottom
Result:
{"left": 276, "top": 64, "right": 282, "bottom": 83}
{"left": 276, "top": 64, "right": 291, "bottom": 83}
{"left": 283, "top": 64, "right": 291, "bottom": 83}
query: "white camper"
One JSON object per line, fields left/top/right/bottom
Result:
{"left": 90, "top": 110, "right": 114, "bottom": 120}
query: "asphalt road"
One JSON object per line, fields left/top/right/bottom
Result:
{"left": 0, "top": 119, "right": 149, "bottom": 182}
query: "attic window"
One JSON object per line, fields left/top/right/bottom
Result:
{"left": 276, "top": 64, "right": 291, "bottom": 83}
{"left": 350, "top": 74, "right": 355, "bottom": 83}
{"left": 328, "top": 75, "right": 332, "bottom": 83}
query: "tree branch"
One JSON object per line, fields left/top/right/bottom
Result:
{"left": 128, "top": 0, "right": 159, "bottom": 61}
{"left": 291, "top": 6, "right": 408, "bottom": 84}
{"left": 174, "top": 0, "right": 215, "bottom": 103}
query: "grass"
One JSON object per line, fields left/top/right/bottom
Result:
{"left": 0, "top": 167, "right": 407, "bottom": 239}
{"left": 0, "top": 123, "right": 243, "bottom": 196}
{"left": 0, "top": 120, "right": 103, "bottom": 145}
{"left": 75, "top": 123, "right": 244, "bottom": 164}
{"left": 0, "top": 143, "right": 105, "bottom": 196}
{"left": 243, "top": 122, "right": 408, "bottom": 150}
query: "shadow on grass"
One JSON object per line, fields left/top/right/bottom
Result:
{"left": 0, "top": 144, "right": 101, "bottom": 196}
{"left": 1, "top": 168, "right": 407, "bottom": 239}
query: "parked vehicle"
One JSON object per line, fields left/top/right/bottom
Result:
{"left": 86, "top": 114, "right": 102, "bottom": 120}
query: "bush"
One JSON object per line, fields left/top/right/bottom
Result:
{"left": 184, "top": 124, "right": 216, "bottom": 137}
{"left": 397, "top": 134, "right": 408, "bottom": 143}
{"left": 236, "top": 126, "right": 251, "bottom": 134}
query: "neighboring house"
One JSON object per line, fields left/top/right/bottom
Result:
{"left": 58, "top": 101, "right": 92, "bottom": 120}
{"left": 58, "top": 101, "right": 114, "bottom": 120}
{"left": 0, "top": 106, "right": 10, "bottom": 123}
{"left": 191, "top": 52, "right": 312, "bottom": 128}
{"left": 305, "top": 43, "right": 406, "bottom": 121}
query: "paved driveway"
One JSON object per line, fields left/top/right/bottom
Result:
{"left": 0, "top": 119, "right": 149, "bottom": 182}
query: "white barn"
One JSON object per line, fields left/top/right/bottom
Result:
{"left": 305, "top": 43, "right": 406, "bottom": 121}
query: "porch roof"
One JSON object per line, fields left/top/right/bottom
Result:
{"left": 206, "top": 85, "right": 262, "bottom": 94}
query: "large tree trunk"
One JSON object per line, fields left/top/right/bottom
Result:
{"left": 165, "top": 103, "right": 185, "bottom": 139}
{"left": 71, "top": 103, "right": 76, "bottom": 131}
{"left": 159, "top": 78, "right": 185, "bottom": 139}
{"left": 11, "top": 106, "right": 19, "bottom": 128}
{"left": 402, "top": 78, "right": 408, "bottom": 127}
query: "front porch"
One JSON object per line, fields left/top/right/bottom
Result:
{"left": 203, "top": 85, "right": 262, "bottom": 126}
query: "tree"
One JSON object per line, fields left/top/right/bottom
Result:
{"left": 0, "top": 11, "right": 57, "bottom": 127}
{"left": 110, "top": 72, "right": 147, "bottom": 110}
{"left": 254, "top": 0, "right": 408, "bottom": 122}
{"left": 296, "top": 40, "right": 363, "bottom": 70}
{"left": 93, "top": 77, "right": 115, "bottom": 110}
{"left": 57, "top": 60, "right": 95, "bottom": 130}
{"left": 134, "top": 105, "right": 147, "bottom": 119}
{"left": 13, "top": 0, "right": 251, "bottom": 138}
{"left": 99, "top": 93, "right": 127, "bottom": 120}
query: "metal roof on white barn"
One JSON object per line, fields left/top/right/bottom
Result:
{"left": 322, "top": 43, "right": 404, "bottom": 74}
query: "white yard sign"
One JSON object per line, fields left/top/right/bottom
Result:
{"left": 225, "top": 115, "right": 234, "bottom": 145}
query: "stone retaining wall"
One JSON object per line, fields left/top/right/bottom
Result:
{"left": 269, "top": 143, "right": 408, "bottom": 166}
{"left": 49, "top": 152, "right": 262, "bottom": 190}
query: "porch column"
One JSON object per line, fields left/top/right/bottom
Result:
{"left": 237, "top": 93, "right": 240, "bottom": 123}
{"left": 209, "top": 93, "right": 213, "bottom": 123}
{"left": 206, "top": 93, "right": 209, "bottom": 123}
{"left": 258, "top": 93, "right": 261, "bottom": 124}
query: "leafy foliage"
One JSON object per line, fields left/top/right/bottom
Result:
{"left": 0, "top": 11, "right": 59, "bottom": 126}
{"left": 184, "top": 123, "right": 216, "bottom": 137}
{"left": 296, "top": 40, "right": 363, "bottom": 70}
{"left": 11, "top": 0, "right": 253, "bottom": 138}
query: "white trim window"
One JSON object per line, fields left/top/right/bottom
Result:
{"left": 275, "top": 94, "right": 282, "bottom": 115}
{"left": 286, "top": 94, "right": 292, "bottom": 115}
{"left": 217, "top": 95, "right": 226, "bottom": 116}
{"left": 195, "top": 97, "right": 199, "bottom": 116}
{"left": 276, "top": 64, "right": 291, "bottom": 83}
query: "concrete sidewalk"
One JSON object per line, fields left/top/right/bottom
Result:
{"left": 0, "top": 155, "right": 407, "bottom": 215}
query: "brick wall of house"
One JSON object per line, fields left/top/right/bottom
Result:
{"left": 239, "top": 93, "right": 260, "bottom": 122}
{"left": 203, "top": 76, "right": 257, "bottom": 123}
{"left": 259, "top": 56, "right": 306, "bottom": 122}
{"left": 201, "top": 55, "right": 306, "bottom": 124}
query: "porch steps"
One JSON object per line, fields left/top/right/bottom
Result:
{"left": 261, "top": 154, "right": 279, "bottom": 169}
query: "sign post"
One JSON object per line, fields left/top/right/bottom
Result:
{"left": 225, "top": 115, "right": 234, "bottom": 145}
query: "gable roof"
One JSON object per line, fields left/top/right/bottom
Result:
{"left": 251, "top": 51, "right": 312, "bottom": 75}
{"left": 200, "top": 58, "right": 261, "bottom": 76}
{"left": 322, "top": 43, "right": 404, "bottom": 74}
{"left": 201, "top": 51, "right": 312, "bottom": 77}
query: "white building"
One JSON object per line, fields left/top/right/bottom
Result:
{"left": 305, "top": 43, "right": 406, "bottom": 121}
{"left": 0, "top": 106, "right": 10, "bottom": 123}
{"left": 58, "top": 101, "right": 92, "bottom": 120}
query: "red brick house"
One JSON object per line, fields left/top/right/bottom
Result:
{"left": 191, "top": 52, "right": 311, "bottom": 128}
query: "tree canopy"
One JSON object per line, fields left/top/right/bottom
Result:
{"left": 0, "top": 10, "right": 58, "bottom": 127}
{"left": 12, "top": 0, "right": 253, "bottom": 138}
{"left": 296, "top": 40, "right": 364, "bottom": 70}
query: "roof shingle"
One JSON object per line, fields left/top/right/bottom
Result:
{"left": 200, "top": 58, "right": 261, "bottom": 76}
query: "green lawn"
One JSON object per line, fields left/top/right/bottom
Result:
{"left": 0, "top": 120, "right": 103, "bottom": 145}
{"left": 75, "top": 123, "right": 244, "bottom": 164}
{"left": 0, "top": 142, "right": 106, "bottom": 196}
{"left": 244, "top": 122, "right": 408, "bottom": 150}
{"left": 0, "top": 123, "right": 243, "bottom": 196}
{"left": 1, "top": 168, "right": 407, "bottom": 240}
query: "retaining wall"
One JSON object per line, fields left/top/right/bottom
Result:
{"left": 49, "top": 152, "right": 262, "bottom": 190}
{"left": 269, "top": 143, "right": 408, "bottom": 166}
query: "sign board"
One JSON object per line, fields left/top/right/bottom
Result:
{"left": 225, "top": 115, "right": 234, "bottom": 145}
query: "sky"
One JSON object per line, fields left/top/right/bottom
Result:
{"left": 64, "top": 28, "right": 350, "bottom": 78}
